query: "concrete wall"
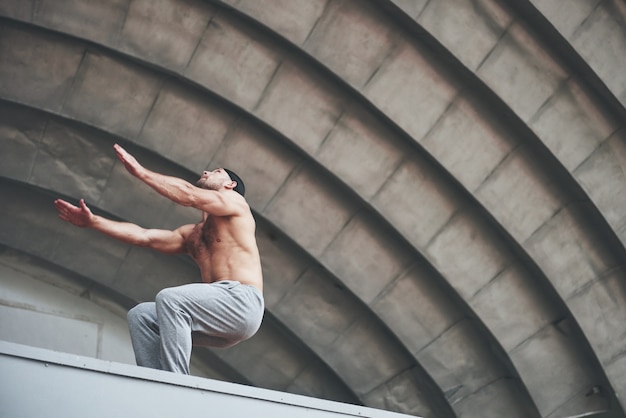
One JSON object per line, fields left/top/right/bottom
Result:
{"left": 0, "top": 0, "right": 625, "bottom": 417}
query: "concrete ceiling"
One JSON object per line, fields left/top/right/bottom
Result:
{"left": 1, "top": 0, "right": 626, "bottom": 417}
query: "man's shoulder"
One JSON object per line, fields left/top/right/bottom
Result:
{"left": 224, "top": 190, "right": 250, "bottom": 214}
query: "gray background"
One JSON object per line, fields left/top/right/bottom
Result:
{"left": 0, "top": 1, "right": 625, "bottom": 417}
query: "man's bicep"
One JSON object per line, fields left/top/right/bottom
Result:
{"left": 144, "top": 228, "right": 188, "bottom": 254}
{"left": 194, "top": 190, "right": 243, "bottom": 216}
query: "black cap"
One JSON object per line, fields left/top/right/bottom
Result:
{"left": 223, "top": 168, "right": 245, "bottom": 196}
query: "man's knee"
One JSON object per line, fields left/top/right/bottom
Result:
{"left": 155, "top": 287, "right": 180, "bottom": 309}
{"left": 127, "top": 303, "right": 152, "bottom": 324}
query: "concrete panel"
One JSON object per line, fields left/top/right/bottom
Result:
{"left": 418, "top": 0, "right": 513, "bottom": 70}
{"left": 571, "top": 1, "right": 626, "bottom": 106}
{"left": 566, "top": 268, "right": 626, "bottom": 365}
{"left": 426, "top": 208, "right": 513, "bottom": 300}
{"left": 477, "top": 22, "right": 568, "bottom": 121}
{"left": 389, "top": 0, "right": 428, "bottom": 19}
{"left": 574, "top": 130, "right": 626, "bottom": 246}
{"left": 63, "top": 51, "right": 164, "bottom": 139}
{"left": 317, "top": 106, "right": 406, "bottom": 199}
{"left": 0, "top": 184, "right": 132, "bottom": 287}
{"left": 274, "top": 268, "right": 361, "bottom": 352}
{"left": 0, "top": 185, "right": 61, "bottom": 260}
{"left": 304, "top": 0, "right": 398, "bottom": 88}
{"left": 0, "top": 0, "right": 35, "bottom": 20}
{"left": 362, "top": 368, "right": 434, "bottom": 418}
{"left": 33, "top": 0, "right": 127, "bottom": 45}
{"left": 475, "top": 145, "right": 565, "bottom": 243}
{"left": 185, "top": 14, "right": 282, "bottom": 110}
{"left": 214, "top": 323, "right": 309, "bottom": 391}
{"left": 210, "top": 120, "right": 302, "bottom": 210}
{"left": 524, "top": 204, "right": 620, "bottom": 299}
{"left": 529, "top": 78, "right": 617, "bottom": 171}
{"left": 119, "top": 0, "right": 215, "bottom": 71}
{"left": 159, "top": 202, "right": 203, "bottom": 231}
{"left": 48, "top": 224, "right": 131, "bottom": 286}
{"left": 31, "top": 119, "right": 116, "bottom": 203}
{"left": 113, "top": 247, "right": 198, "bottom": 302}
{"left": 547, "top": 387, "right": 611, "bottom": 418}
{"left": 321, "top": 213, "right": 413, "bottom": 303}
{"left": 98, "top": 155, "right": 180, "bottom": 227}
{"left": 372, "top": 263, "right": 463, "bottom": 355}
{"left": 0, "top": 305, "right": 99, "bottom": 357}
{"left": 0, "top": 104, "right": 45, "bottom": 181}
{"left": 286, "top": 363, "right": 358, "bottom": 403}
{"left": 0, "top": 249, "right": 135, "bottom": 365}
{"left": 211, "top": 319, "right": 359, "bottom": 405}
{"left": 531, "top": 0, "right": 602, "bottom": 39}
{"left": 372, "top": 156, "right": 461, "bottom": 249}
{"left": 0, "top": 24, "right": 85, "bottom": 112}
{"left": 509, "top": 323, "right": 599, "bottom": 416}
{"left": 453, "top": 379, "right": 539, "bottom": 418}
{"left": 364, "top": 42, "right": 457, "bottom": 142}
{"left": 254, "top": 60, "right": 346, "bottom": 155}
{"left": 421, "top": 96, "right": 517, "bottom": 192}
{"left": 137, "top": 81, "right": 236, "bottom": 173}
{"left": 606, "top": 353, "right": 626, "bottom": 403}
{"left": 470, "top": 263, "right": 562, "bottom": 351}
{"left": 415, "top": 320, "right": 503, "bottom": 403}
{"left": 264, "top": 165, "right": 354, "bottom": 257}
{"left": 233, "top": 0, "right": 328, "bottom": 46}
{"left": 255, "top": 227, "right": 309, "bottom": 309}
{"left": 327, "top": 318, "right": 413, "bottom": 395}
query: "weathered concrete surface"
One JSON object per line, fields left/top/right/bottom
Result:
{"left": 1, "top": 0, "right": 626, "bottom": 417}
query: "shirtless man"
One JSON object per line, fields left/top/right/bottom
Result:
{"left": 53, "top": 144, "right": 264, "bottom": 374}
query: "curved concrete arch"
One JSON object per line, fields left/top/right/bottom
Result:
{"left": 1, "top": 2, "right": 626, "bottom": 417}
{"left": 202, "top": 0, "right": 626, "bottom": 312}
{"left": 367, "top": 3, "right": 626, "bottom": 412}
{"left": 0, "top": 178, "right": 365, "bottom": 403}
{"left": 525, "top": 0, "right": 626, "bottom": 108}
{"left": 0, "top": 97, "right": 454, "bottom": 415}
{"left": 0, "top": 20, "right": 535, "bottom": 415}
{"left": 184, "top": 2, "right": 626, "bottom": 416}
{"left": 0, "top": 7, "right": 604, "bottom": 418}
{"left": 210, "top": 3, "right": 620, "bottom": 411}
{"left": 0, "top": 243, "right": 266, "bottom": 384}
{"left": 379, "top": 0, "right": 626, "bottom": 249}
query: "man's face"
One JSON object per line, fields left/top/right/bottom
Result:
{"left": 196, "top": 169, "right": 232, "bottom": 190}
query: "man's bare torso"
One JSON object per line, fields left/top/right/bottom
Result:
{"left": 182, "top": 213, "right": 263, "bottom": 292}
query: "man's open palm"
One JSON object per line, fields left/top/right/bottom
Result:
{"left": 54, "top": 198, "right": 94, "bottom": 228}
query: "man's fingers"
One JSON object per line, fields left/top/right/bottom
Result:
{"left": 114, "top": 143, "right": 128, "bottom": 159}
{"left": 54, "top": 199, "right": 70, "bottom": 211}
{"left": 55, "top": 199, "right": 74, "bottom": 210}
{"left": 54, "top": 199, "right": 84, "bottom": 218}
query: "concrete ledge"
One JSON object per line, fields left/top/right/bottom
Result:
{"left": 0, "top": 340, "right": 418, "bottom": 418}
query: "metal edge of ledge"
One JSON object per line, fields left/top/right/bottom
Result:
{"left": 0, "top": 340, "right": 419, "bottom": 418}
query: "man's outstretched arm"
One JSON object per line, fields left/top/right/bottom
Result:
{"left": 113, "top": 144, "right": 238, "bottom": 216}
{"left": 54, "top": 198, "right": 188, "bottom": 254}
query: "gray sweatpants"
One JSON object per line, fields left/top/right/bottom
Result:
{"left": 127, "top": 280, "right": 264, "bottom": 374}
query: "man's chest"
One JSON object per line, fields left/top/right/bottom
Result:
{"left": 186, "top": 220, "right": 220, "bottom": 256}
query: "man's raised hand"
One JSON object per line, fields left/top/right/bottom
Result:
{"left": 54, "top": 198, "right": 94, "bottom": 228}
{"left": 114, "top": 143, "right": 145, "bottom": 178}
